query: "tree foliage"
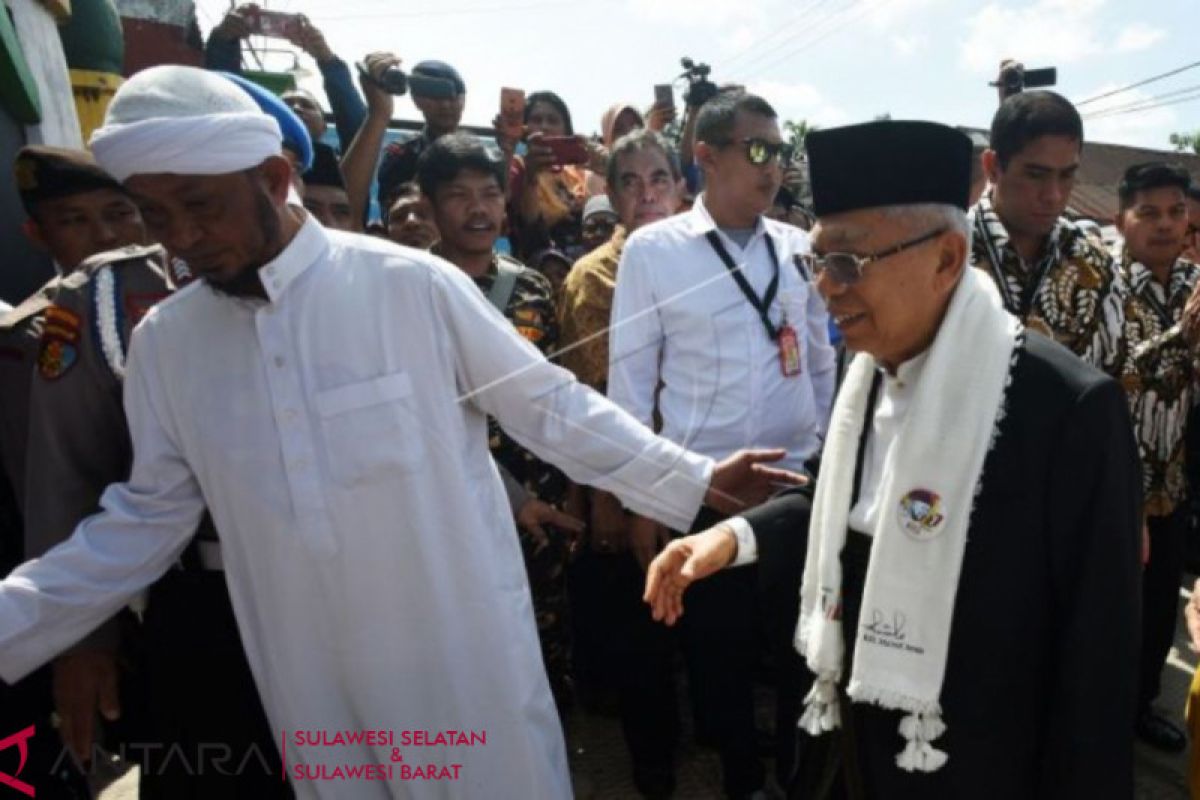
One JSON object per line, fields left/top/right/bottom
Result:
{"left": 1169, "top": 131, "right": 1200, "bottom": 155}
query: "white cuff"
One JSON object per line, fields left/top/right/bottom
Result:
{"left": 726, "top": 516, "right": 758, "bottom": 567}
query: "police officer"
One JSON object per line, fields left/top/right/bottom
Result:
{"left": 0, "top": 146, "right": 146, "bottom": 798}
{"left": 0, "top": 146, "right": 147, "bottom": 519}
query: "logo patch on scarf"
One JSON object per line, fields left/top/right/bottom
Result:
{"left": 897, "top": 489, "right": 945, "bottom": 540}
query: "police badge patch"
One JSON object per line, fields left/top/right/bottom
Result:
{"left": 37, "top": 336, "right": 77, "bottom": 380}
{"left": 37, "top": 305, "right": 81, "bottom": 380}
{"left": 897, "top": 488, "right": 945, "bottom": 541}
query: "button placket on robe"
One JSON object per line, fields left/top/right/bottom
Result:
{"left": 255, "top": 304, "right": 338, "bottom": 557}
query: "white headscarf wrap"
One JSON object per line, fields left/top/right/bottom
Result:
{"left": 89, "top": 66, "right": 283, "bottom": 182}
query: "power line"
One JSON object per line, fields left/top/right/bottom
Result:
{"left": 1084, "top": 88, "right": 1200, "bottom": 121}
{"left": 1075, "top": 59, "right": 1200, "bottom": 107}
{"left": 726, "top": 0, "right": 853, "bottom": 80}
{"left": 1083, "top": 82, "right": 1200, "bottom": 119}
{"left": 716, "top": 0, "right": 839, "bottom": 73}
{"left": 734, "top": 0, "right": 882, "bottom": 84}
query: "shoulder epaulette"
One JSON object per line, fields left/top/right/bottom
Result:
{"left": 0, "top": 276, "right": 63, "bottom": 330}
{"left": 79, "top": 243, "right": 166, "bottom": 276}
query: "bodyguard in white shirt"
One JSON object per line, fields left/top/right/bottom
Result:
{"left": 608, "top": 91, "right": 834, "bottom": 799}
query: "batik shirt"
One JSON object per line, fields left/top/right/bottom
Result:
{"left": 1117, "top": 249, "right": 1200, "bottom": 516}
{"left": 970, "top": 194, "right": 1127, "bottom": 378}
{"left": 558, "top": 227, "right": 626, "bottom": 391}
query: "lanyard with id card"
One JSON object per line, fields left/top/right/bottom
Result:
{"left": 704, "top": 230, "right": 802, "bottom": 377}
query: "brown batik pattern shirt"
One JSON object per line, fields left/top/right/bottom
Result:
{"left": 970, "top": 194, "right": 1128, "bottom": 380}
{"left": 1118, "top": 249, "right": 1200, "bottom": 517}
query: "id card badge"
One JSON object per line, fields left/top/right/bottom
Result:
{"left": 779, "top": 324, "right": 801, "bottom": 377}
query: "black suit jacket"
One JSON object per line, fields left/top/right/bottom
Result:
{"left": 741, "top": 332, "right": 1142, "bottom": 800}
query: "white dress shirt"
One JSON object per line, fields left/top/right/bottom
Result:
{"left": 730, "top": 350, "right": 930, "bottom": 566}
{"left": 0, "top": 217, "right": 713, "bottom": 799}
{"left": 608, "top": 195, "right": 835, "bottom": 474}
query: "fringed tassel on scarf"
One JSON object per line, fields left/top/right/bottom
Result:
{"left": 896, "top": 711, "right": 948, "bottom": 772}
{"left": 798, "top": 674, "right": 841, "bottom": 736}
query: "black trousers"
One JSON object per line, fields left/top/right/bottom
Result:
{"left": 1139, "top": 506, "right": 1188, "bottom": 710}
{"left": 612, "top": 507, "right": 766, "bottom": 796}
{"left": 137, "top": 568, "right": 291, "bottom": 799}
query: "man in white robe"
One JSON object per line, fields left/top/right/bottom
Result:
{"left": 0, "top": 66, "right": 798, "bottom": 799}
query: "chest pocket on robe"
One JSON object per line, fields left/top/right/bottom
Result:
{"left": 314, "top": 371, "right": 426, "bottom": 487}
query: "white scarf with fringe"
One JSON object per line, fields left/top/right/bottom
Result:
{"left": 795, "top": 265, "right": 1022, "bottom": 772}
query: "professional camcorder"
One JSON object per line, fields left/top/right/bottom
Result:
{"left": 990, "top": 62, "right": 1057, "bottom": 101}
{"left": 355, "top": 63, "right": 459, "bottom": 98}
{"left": 680, "top": 57, "right": 718, "bottom": 108}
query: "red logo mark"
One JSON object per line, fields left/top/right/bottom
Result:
{"left": 0, "top": 725, "right": 35, "bottom": 797}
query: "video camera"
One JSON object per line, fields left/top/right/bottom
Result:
{"left": 355, "top": 62, "right": 459, "bottom": 98}
{"left": 680, "top": 57, "right": 718, "bottom": 108}
{"left": 990, "top": 61, "right": 1057, "bottom": 102}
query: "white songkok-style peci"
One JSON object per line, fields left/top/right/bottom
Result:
{"left": 89, "top": 65, "right": 283, "bottom": 182}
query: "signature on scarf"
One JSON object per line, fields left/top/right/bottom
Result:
{"left": 863, "top": 608, "right": 907, "bottom": 641}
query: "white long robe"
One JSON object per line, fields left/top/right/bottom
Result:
{"left": 0, "top": 217, "right": 713, "bottom": 799}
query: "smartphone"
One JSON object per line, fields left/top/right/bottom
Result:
{"left": 500, "top": 87, "right": 525, "bottom": 140}
{"left": 654, "top": 84, "right": 675, "bottom": 109}
{"left": 542, "top": 136, "right": 589, "bottom": 166}
{"left": 247, "top": 9, "right": 301, "bottom": 39}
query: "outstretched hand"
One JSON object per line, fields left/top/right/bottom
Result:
{"left": 515, "top": 497, "right": 584, "bottom": 551}
{"left": 704, "top": 448, "right": 806, "bottom": 516}
{"left": 643, "top": 525, "right": 738, "bottom": 625}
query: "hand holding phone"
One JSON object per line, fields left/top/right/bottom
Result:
{"left": 541, "top": 136, "right": 590, "bottom": 167}
{"left": 654, "top": 84, "right": 675, "bottom": 109}
{"left": 246, "top": 9, "right": 302, "bottom": 39}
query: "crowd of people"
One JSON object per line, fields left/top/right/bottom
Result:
{"left": 1, "top": 5, "right": 1200, "bottom": 800}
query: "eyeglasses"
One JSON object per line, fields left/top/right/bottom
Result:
{"left": 717, "top": 137, "right": 788, "bottom": 166}
{"left": 799, "top": 227, "right": 948, "bottom": 285}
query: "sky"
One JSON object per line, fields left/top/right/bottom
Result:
{"left": 191, "top": 0, "right": 1200, "bottom": 152}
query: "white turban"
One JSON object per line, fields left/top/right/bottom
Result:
{"left": 89, "top": 66, "right": 283, "bottom": 182}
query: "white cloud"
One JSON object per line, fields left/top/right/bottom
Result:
{"left": 747, "top": 79, "right": 850, "bottom": 128}
{"left": 1114, "top": 22, "right": 1166, "bottom": 53}
{"left": 726, "top": 24, "right": 760, "bottom": 53}
{"left": 863, "top": 0, "right": 947, "bottom": 29}
{"left": 623, "top": 0, "right": 767, "bottom": 27}
{"left": 892, "top": 34, "right": 924, "bottom": 57}
{"left": 960, "top": 0, "right": 1108, "bottom": 73}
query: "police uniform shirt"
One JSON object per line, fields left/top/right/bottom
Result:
{"left": 0, "top": 274, "right": 67, "bottom": 514}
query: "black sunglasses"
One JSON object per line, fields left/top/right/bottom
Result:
{"left": 799, "top": 227, "right": 948, "bottom": 285}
